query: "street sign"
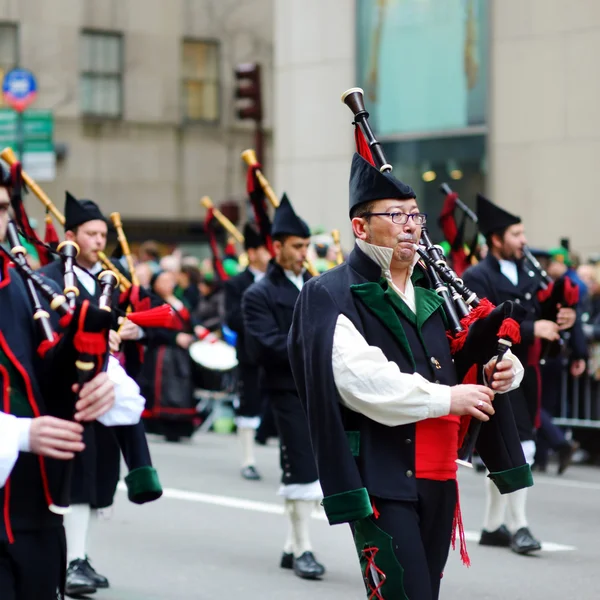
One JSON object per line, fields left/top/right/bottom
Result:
{"left": 0, "top": 109, "right": 55, "bottom": 180}
{"left": 2, "top": 68, "right": 37, "bottom": 112}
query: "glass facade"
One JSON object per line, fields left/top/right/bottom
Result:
{"left": 356, "top": 0, "right": 488, "bottom": 243}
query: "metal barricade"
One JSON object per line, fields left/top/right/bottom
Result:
{"left": 554, "top": 365, "right": 600, "bottom": 428}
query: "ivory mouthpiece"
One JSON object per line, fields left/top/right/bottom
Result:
{"left": 341, "top": 87, "right": 364, "bottom": 103}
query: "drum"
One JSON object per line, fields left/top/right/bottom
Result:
{"left": 189, "top": 338, "right": 238, "bottom": 392}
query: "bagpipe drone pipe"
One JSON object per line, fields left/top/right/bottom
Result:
{"left": 342, "top": 87, "right": 529, "bottom": 472}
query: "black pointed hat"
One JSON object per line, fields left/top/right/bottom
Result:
{"left": 243, "top": 222, "right": 267, "bottom": 250}
{"left": 349, "top": 153, "right": 416, "bottom": 216}
{"left": 476, "top": 193, "right": 521, "bottom": 237}
{"left": 271, "top": 193, "right": 311, "bottom": 238}
{"left": 64, "top": 191, "right": 107, "bottom": 231}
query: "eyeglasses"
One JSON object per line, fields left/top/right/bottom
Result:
{"left": 362, "top": 212, "right": 427, "bottom": 225}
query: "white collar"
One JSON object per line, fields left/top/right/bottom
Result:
{"left": 248, "top": 265, "right": 265, "bottom": 281}
{"left": 284, "top": 269, "right": 304, "bottom": 290}
{"left": 356, "top": 239, "right": 418, "bottom": 279}
{"left": 356, "top": 239, "right": 418, "bottom": 313}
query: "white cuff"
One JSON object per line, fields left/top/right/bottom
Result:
{"left": 424, "top": 383, "right": 452, "bottom": 419}
{"left": 17, "top": 418, "right": 32, "bottom": 452}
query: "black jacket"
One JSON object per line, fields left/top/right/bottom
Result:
{"left": 224, "top": 268, "right": 257, "bottom": 365}
{"left": 242, "top": 261, "right": 310, "bottom": 392}
{"left": 463, "top": 255, "right": 588, "bottom": 362}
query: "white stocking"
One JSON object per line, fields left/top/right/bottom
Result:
{"left": 64, "top": 503, "right": 90, "bottom": 563}
{"left": 483, "top": 476, "right": 507, "bottom": 532}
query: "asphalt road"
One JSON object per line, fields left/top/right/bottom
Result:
{"left": 87, "top": 432, "right": 600, "bottom": 600}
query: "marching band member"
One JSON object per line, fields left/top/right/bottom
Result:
{"left": 39, "top": 192, "right": 157, "bottom": 595}
{"left": 242, "top": 195, "right": 326, "bottom": 581}
{"left": 462, "top": 196, "right": 576, "bottom": 555}
{"left": 288, "top": 153, "right": 530, "bottom": 600}
{"left": 224, "top": 223, "right": 271, "bottom": 480}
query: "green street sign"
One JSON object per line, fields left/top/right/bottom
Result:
{"left": 0, "top": 109, "right": 54, "bottom": 149}
{"left": 0, "top": 109, "right": 55, "bottom": 181}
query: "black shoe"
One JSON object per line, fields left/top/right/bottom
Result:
{"left": 293, "top": 551, "right": 326, "bottom": 580}
{"left": 65, "top": 559, "right": 97, "bottom": 597}
{"left": 479, "top": 525, "right": 512, "bottom": 547}
{"left": 81, "top": 556, "right": 109, "bottom": 588}
{"left": 511, "top": 527, "right": 542, "bottom": 555}
{"left": 241, "top": 465, "right": 261, "bottom": 481}
{"left": 280, "top": 552, "right": 294, "bottom": 569}
{"left": 532, "top": 462, "right": 547, "bottom": 473}
{"left": 557, "top": 441, "right": 580, "bottom": 475}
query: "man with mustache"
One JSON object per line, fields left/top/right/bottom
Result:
{"left": 288, "top": 154, "right": 532, "bottom": 600}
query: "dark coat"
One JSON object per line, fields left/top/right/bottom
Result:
{"left": 224, "top": 268, "right": 257, "bottom": 365}
{"left": 242, "top": 261, "right": 310, "bottom": 393}
{"left": 0, "top": 262, "right": 70, "bottom": 539}
{"left": 288, "top": 246, "right": 531, "bottom": 526}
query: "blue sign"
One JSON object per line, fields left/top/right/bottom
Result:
{"left": 2, "top": 68, "right": 38, "bottom": 113}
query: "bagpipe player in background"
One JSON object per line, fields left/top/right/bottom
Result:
{"left": 37, "top": 191, "right": 154, "bottom": 595}
{"left": 242, "top": 195, "right": 326, "bottom": 581}
{"left": 462, "top": 196, "right": 579, "bottom": 555}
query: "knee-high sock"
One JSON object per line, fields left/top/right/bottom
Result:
{"left": 483, "top": 476, "right": 507, "bottom": 532}
{"left": 64, "top": 503, "right": 91, "bottom": 563}
{"left": 290, "top": 499, "right": 315, "bottom": 557}
{"left": 506, "top": 488, "right": 529, "bottom": 532}
{"left": 283, "top": 499, "right": 295, "bottom": 554}
{"left": 238, "top": 427, "right": 256, "bottom": 468}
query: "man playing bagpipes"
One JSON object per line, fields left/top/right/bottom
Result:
{"left": 224, "top": 223, "right": 271, "bottom": 481}
{"left": 287, "top": 89, "right": 532, "bottom": 600}
{"left": 0, "top": 183, "right": 144, "bottom": 600}
{"left": 35, "top": 191, "right": 162, "bottom": 595}
{"left": 242, "top": 195, "right": 326, "bottom": 581}
{"left": 462, "top": 196, "right": 578, "bottom": 555}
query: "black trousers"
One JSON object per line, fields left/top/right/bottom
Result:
{"left": 351, "top": 479, "right": 457, "bottom": 600}
{"left": 0, "top": 526, "right": 66, "bottom": 600}
{"left": 268, "top": 390, "right": 319, "bottom": 485}
{"left": 236, "top": 364, "right": 263, "bottom": 419}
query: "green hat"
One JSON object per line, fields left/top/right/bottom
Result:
{"left": 548, "top": 247, "right": 571, "bottom": 267}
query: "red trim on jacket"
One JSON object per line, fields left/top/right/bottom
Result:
{"left": 0, "top": 333, "right": 54, "bottom": 509}
{"left": 0, "top": 364, "right": 15, "bottom": 543}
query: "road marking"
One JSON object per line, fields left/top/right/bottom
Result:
{"left": 116, "top": 483, "right": 576, "bottom": 551}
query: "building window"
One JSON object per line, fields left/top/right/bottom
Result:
{"left": 0, "top": 23, "right": 19, "bottom": 108}
{"left": 80, "top": 31, "right": 123, "bottom": 118}
{"left": 181, "top": 40, "right": 219, "bottom": 123}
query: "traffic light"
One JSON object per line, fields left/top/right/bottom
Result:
{"left": 234, "top": 63, "right": 262, "bottom": 122}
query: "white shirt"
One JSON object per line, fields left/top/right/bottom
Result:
{"left": 249, "top": 266, "right": 265, "bottom": 283}
{"left": 0, "top": 355, "right": 144, "bottom": 488}
{"left": 73, "top": 262, "right": 103, "bottom": 296}
{"left": 284, "top": 269, "right": 305, "bottom": 291}
{"left": 331, "top": 241, "right": 524, "bottom": 427}
{"left": 499, "top": 259, "right": 519, "bottom": 286}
